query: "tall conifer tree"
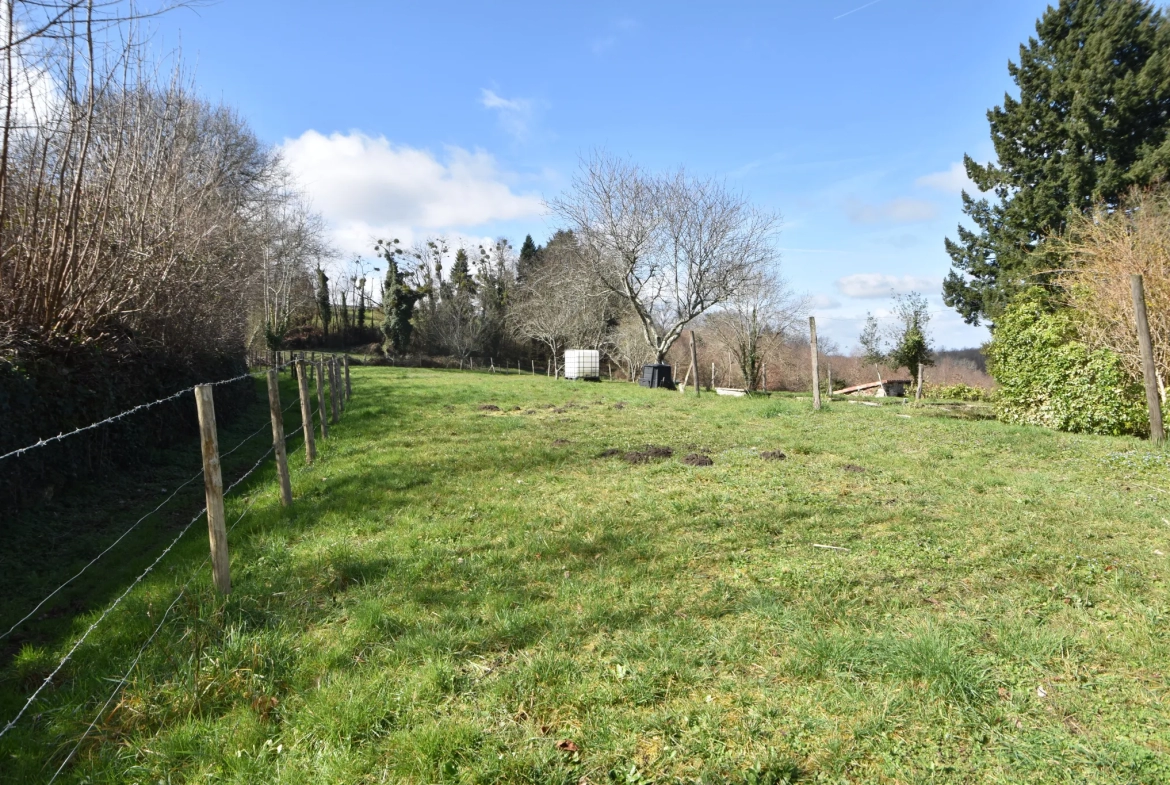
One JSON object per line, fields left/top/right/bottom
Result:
{"left": 945, "top": 0, "right": 1170, "bottom": 325}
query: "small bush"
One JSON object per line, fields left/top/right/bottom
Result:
{"left": 926, "top": 383, "right": 994, "bottom": 402}
{"left": 987, "top": 290, "right": 1150, "bottom": 436}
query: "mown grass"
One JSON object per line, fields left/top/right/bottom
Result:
{"left": 2, "top": 367, "right": 1169, "bottom": 783}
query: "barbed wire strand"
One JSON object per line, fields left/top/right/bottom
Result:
{"left": 0, "top": 402, "right": 298, "bottom": 642}
{"left": 46, "top": 486, "right": 267, "bottom": 783}
{"left": 0, "top": 362, "right": 293, "bottom": 465}
{"left": 0, "top": 444, "right": 276, "bottom": 741}
{"left": 43, "top": 384, "right": 319, "bottom": 777}
{"left": 46, "top": 418, "right": 313, "bottom": 779}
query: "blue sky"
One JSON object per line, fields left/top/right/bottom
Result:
{"left": 152, "top": 0, "right": 1054, "bottom": 350}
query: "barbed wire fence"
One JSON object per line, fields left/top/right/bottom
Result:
{"left": 0, "top": 352, "right": 356, "bottom": 774}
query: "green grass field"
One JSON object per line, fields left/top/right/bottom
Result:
{"left": 2, "top": 367, "right": 1169, "bottom": 783}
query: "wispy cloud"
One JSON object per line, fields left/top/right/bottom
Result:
{"left": 592, "top": 17, "right": 637, "bottom": 54}
{"left": 915, "top": 161, "right": 993, "bottom": 195}
{"left": 834, "top": 0, "right": 884, "bottom": 21}
{"left": 845, "top": 197, "right": 937, "bottom": 225}
{"left": 836, "top": 273, "right": 941, "bottom": 299}
{"left": 480, "top": 88, "right": 534, "bottom": 142}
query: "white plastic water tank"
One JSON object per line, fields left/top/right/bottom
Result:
{"left": 563, "top": 349, "right": 600, "bottom": 380}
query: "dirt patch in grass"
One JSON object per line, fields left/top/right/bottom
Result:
{"left": 613, "top": 402, "right": 626, "bottom": 410}
{"left": 761, "top": 450, "right": 787, "bottom": 461}
{"left": 683, "top": 453, "right": 714, "bottom": 466}
{"left": 551, "top": 439, "right": 571, "bottom": 447}
{"left": 478, "top": 404, "right": 501, "bottom": 411}
{"left": 842, "top": 463, "right": 866, "bottom": 473}
{"left": 624, "top": 445, "right": 673, "bottom": 464}
{"left": 599, "top": 448, "right": 623, "bottom": 458}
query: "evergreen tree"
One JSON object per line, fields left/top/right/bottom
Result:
{"left": 944, "top": 0, "right": 1170, "bottom": 325}
{"left": 377, "top": 239, "right": 421, "bottom": 354}
{"left": 517, "top": 234, "right": 539, "bottom": 282}
{"left": 450, "top": 248, "right": 476, "bottom": 296}
{"left": 316, "top": 266, "right": 332, "bottom": 340}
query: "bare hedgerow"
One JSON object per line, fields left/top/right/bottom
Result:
{"left": 0, "top": 1, "right": 329, "bottom": 360}
{"left": 1058, "top": 187, "right": 1170, "bottom": 403}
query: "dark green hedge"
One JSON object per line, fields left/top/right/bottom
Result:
{"left": 0, "top": 343, "right": 254, "bottom": 511}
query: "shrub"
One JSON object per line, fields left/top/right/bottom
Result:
{"left": 926, "top": 383, "right": 994, "bottom": 402}
{"left": 986, "top": 290, "right": 1149, "bottom": 436}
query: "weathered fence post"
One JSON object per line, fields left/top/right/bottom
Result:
{"left": 344, "top": 356, "right": 352, "bottom": 401}
{"left": 915, "top": 364, "right": 923, "bottom": 401}
{"left": 689, "top": 331, "right": 701, "bottom": 397}
{"left": 809, "top": 316, "right": 822, "bottom": 410}
{"left": 266, "top": 370, "right": 293, "bottom": 507}
{"left": 762, "top": 363, "right": 767, "bottom": 392}
{"left": 335, "top": 358, "right": 346, "bottom": 415}
{"left": 1132, "top": 274, "right": 1165, "bottom": 445}
{"left": 330, "top": 359, "right": 341, "bottom": 424}
{"left": 296, "top": 359, "right": 317, "bottom": 464}
{"left": 711, "top": 363, "right": 716, "bottom": 390}
{"left": 194, "top": 385, "right": 230, "bottom": 594}
{"left": 315, "top": 361, "right": 329, "bottom": 440}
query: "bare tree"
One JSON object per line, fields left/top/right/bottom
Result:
{"left": 552, "top": 152, "right": 780, "bottom": 364}
{"left": 705, "top": 270, "right": 807, "bottom": 392}
{"left": 510, "top": 233, "right": 619, "bottom": 375}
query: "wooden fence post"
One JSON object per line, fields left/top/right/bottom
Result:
{"left": 330, "top": 359, "right": 341, "bottom": 424}
{"left": 296, "top": 360, "right": 317, "bottom": 464}
{"left": 915, "top": 364, "right": 923, "bottom": 401}
{"left": 335, "top": 358, "right": 346, "bottom": 415}
{"left": 315, "top": 361, "right": 329, "bottom": 440}
{"left": 266, "top": 370, "right": 293, "bottom": 507}
{"left": 809, "top": 317, "right": 822, "bottom": 410}
{"left": 762, "top": 363, "right": 767, "bottom": 392}
{"left": 194, "top": 385, "right": 230, "bottom": 594}
{"left": 689, "top": 331, "right": 701, "bottom": 397}
{"left": 1132, "top": 274, "right": 1166, "bottom": 445}
{"left": 344, "top": 356, "right": 352, "bottom": 401}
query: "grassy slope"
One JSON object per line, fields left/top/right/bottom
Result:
{"left": 2, "top": 367, "right": 1168, "bottom": 784}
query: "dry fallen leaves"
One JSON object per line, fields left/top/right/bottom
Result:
{"left": 556, "top": 739, "right": 580, "bottom": 753}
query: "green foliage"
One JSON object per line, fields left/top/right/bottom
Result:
{"left": 316, "top": 267, "right": 332, "bottom": 338}
{"left": 927, "top": 383, "right": 994, "bottom": 403}
{"left": 376, "top": 239, "right": 421, "bottom": 355}
{"left": 517, "top": 234, "right": 540, "bottom": 282}
{"left": 945, "top": 0, "right": 1170, "bottom": 325}
{"left": 987, "top": 289, "right": 1149, "bottom": 435}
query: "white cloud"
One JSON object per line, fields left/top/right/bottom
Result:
{"left": 916, "top": 162, "right": 979, "bottom": 195}
{"left": 836, "top": 273, "right": 942, "bottom": 299}
{"left": 278, "top": 130, "right": 546, "bottom": 257}
{"left": 480, "top": 89, "right": 534, "bottom": 141}
{"left": 845, "top": 197, "right": 937, "bottom": 224}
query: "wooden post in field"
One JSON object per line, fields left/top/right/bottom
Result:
{"left": 827, "top": 363, "right": 833, "bottom": 399}
{"left": 689, "top": 330, "right": 700, "bottom": 396}
{"left": 266, "top": 370, "right": 293, "bottom": 507}
{"left": 1132, "top": 274, "right": 1165, "bottom": 445}
{"left": 916, "top": 364, "right": 924, "bottom": 401}
{"left": 711, "top": 362, "right": 715, "bottom": 390}
{"left": 296, "top": 360, "right": 316, "bottom": 464}
{"left": 344, "top": 356, "right": 352, "bottom": 400}
{"left": 194, "top": 385, "right": 230, "bottom": 594}
{"left": 315, "top": 361, "right": 329, "bottom": 440}
{"left": 531, "top": 359, "right": 535, "bottom": 375}
{"left": 809, "top": 316, "right": 822, "bottom": 410}
{"left": 329, "top": 359, "right": 341, "bottom": 423}
{"left": 335, "top": 359, "right": 346, "bottom": 415}
{"left": 762, "top": 363, "right": 767, "bottom": 392}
